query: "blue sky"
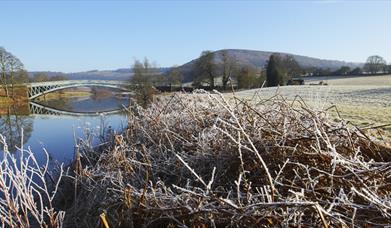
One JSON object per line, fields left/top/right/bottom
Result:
{"left": 1, "top": 0, "right": 390, "bottom": 72}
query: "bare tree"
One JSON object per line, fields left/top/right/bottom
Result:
{"left": 0, "top": 47, "right": 24, "bottom": 98}
{"left": 0, "top": 47, "right": 11, "bottom": 97}
{"left": 364, "top": 55, "right": 387, "bottom": 74}
{"left": 14, "top": 69, "right": 30, "bottom": 83}
{"left": 166, "top": 66, "right": 182, "bottom": 88}
{"left": 236, "top": 65, "right": 258, "bottom": 89}
{"left": 131, "top": 58, "right": 158, "bottom": 107}
{"left": 221, "top": 50, "right": 236, "bottom": 90}
{"left": 193, "top": 51, "right": 217, "bottom": 88}
{"left": 283, "top": 55, "right": 302, "bottom": 78}
{"left": 8, "top": 55, "right": 24, "bottom": 98}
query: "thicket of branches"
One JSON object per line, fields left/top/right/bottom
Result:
{"left": 0, "top": 133, "right": 65, "bottom": 227}
{"left": 55, "top": 91, "right": 390, "bottom": 227}
{"left": 1, "top": 90, "right": 390, "bottom": 227}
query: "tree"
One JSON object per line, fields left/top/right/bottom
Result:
{"left": 193, "top": 51, "right": 217, "bottom": 88}
{"left": 350, "top": 67, "right": 362, "bottom": 75}
{"left": 0, "top": 47, "right": 10, "bottom": 97}
{"left": 364, "top": 55, "right": 386, "bottom": 74}
{"left": 166, "top": 66, "right": 182, "bottom": 87}
{"left": 0, "top": 47, "right": 24, "bottom": 97}
{"left": 221, "top": 50, "right": 237, "bottom": 90}
{"left": 334, "top": 66, "right": 351, "bottom": 75}
{"left": 266, "top": 54, "right": 287, "bottom": 87}
{"left": 283, "top": 55, "right": 302, "bottom": 78}
{"left": 12, "top": 69, "right": 29, "bottom": 85}
{"left": 131, "top": 58, "right": 157, "bottom": 107}
{"left": 8, "top": 55, "right": 24, "bottom": 97}
{"left": 236, "top": 66, "right": 258, "bottom": 89}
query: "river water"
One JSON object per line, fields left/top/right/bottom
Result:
{"left": 0, "top": 92, "right": 129, "bottom": 166}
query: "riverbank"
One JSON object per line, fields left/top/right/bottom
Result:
{"left": 0, "top": 86, "right": 31, "bottom": 115}
{"left": 0, "top": 86, "right": 29, "bottom": 105}
{"left": 0, "top": 96, "right": 27, "bottom": 104}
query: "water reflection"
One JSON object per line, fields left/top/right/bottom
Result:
{"left": 0, "top": 89, "right": 129, "bottom": 164}
{"left": 35, "top": 87, "right": 130, "bottom": 113}
{"left": 0, "top": 106, "right": 34, "bottom": 153}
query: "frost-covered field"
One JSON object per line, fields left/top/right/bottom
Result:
{"left": 234, "top": 80, "right": 391, "bottom": 142}
{"left": 235, "top": 85, "right": 391, "bottom": 108}
{"left": 304, "top": 74, "right": 391, "bottom": 86}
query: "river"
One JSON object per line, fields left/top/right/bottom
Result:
{"left": 0, "top": 90, "right": 129, "bottom": 167}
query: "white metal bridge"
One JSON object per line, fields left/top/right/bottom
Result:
{"left": 25, "top": 80, "right": 132, "bottom": 100}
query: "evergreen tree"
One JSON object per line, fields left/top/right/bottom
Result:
{"left": 266, "top": 54, "right": 286, "bottom": 87}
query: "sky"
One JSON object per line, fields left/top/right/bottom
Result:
{"left": 1, "top": 0, "right": 390, "bottom": 72}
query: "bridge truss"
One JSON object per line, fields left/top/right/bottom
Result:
{"left": 26, "top": 80, "right": 132, "bottom": 100}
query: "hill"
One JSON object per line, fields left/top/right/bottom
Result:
{"left": 28, "top": 67, "right": 171, "bottom": 81}
{"left": 28, "top": 49, "right": 362, "bottom": 82}
{"left": 176, "top": 49, "right": 363, "bottom": 82}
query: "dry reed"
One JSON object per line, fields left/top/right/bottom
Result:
{"left": 2, "top": 90, "right": 390, "bottom": 227}
{"left": 62, "top": 90, "right": 390, "bottom": 227}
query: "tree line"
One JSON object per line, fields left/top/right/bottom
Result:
{"left": 189, "top": 52, "right": 391, "bottom": 88}
{"left": 130, "top": 52, "right": 391, "bottom": 97}
{"left": 190, "top": 50, "right": 306, "bottom": 88}
{"left": 308, "top": 55, "right": 390, "bottom": 76}
{"left": 0, "top": 47, "right": 68, "bottom": 98}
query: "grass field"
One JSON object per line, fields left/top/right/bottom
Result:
{"left": 304, "top": 74, "right": 391, "bottom": 86}
{"left": 235, "top": 75, "right": 391, "bottom": 144}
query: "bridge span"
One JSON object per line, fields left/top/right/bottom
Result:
{"left": 25, "top": 80, "right": 132, "bottom": 100}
